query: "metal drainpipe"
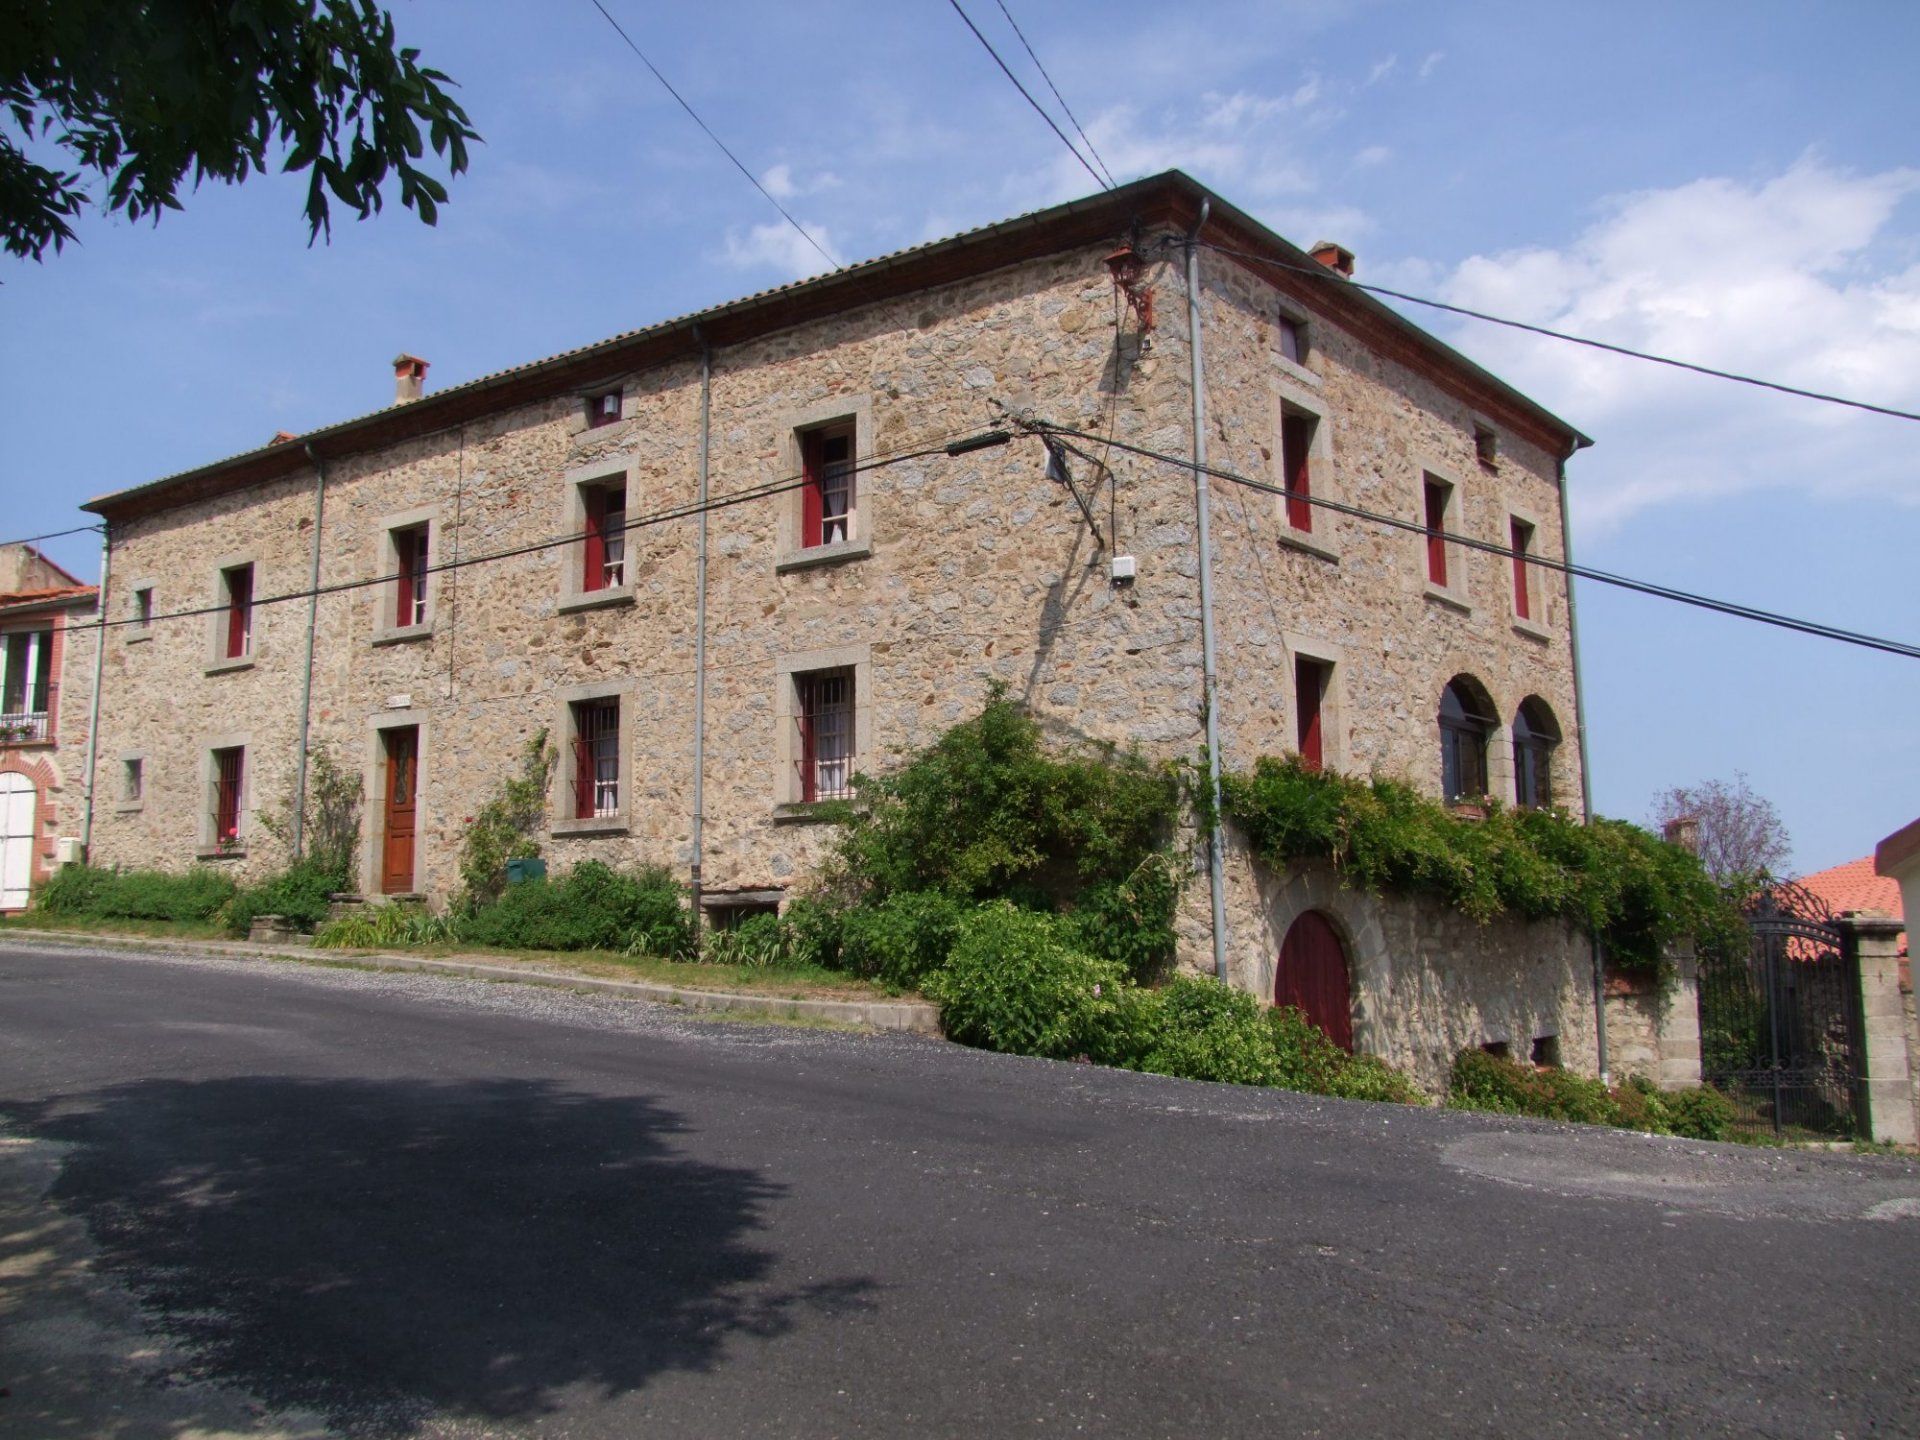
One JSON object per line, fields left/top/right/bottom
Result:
{"left": 690, "top": 333, "right": 712, "bottom": 948}
{"left": 291, "top": 444, "right": 327, "bottom": 860}
{"left": 1185, "top": 199, "right": 1230, "bottom": 982}
{"left": 1557, "top": 450, "right": 1608, "bottom": 1082}
{"left": 78, "top": 524, "right": 111, "bottom": 860}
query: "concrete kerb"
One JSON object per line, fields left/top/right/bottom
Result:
{"left": 0, "top": 927, "right": 944, "bottom": 1035}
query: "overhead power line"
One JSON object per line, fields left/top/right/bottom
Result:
{"left": 0, "top": 523, "right": 105, "bottom": 550}
{"left": 989, "top": 0, "right": 1115, "bottom": 188}
{"left": 945, "top": 0, "right": 1110, "bottom": 192}
{"left": 69, "top": 425, "right": 994, "bottom": 636}
{"left": 1198, "top": 240, "right": 1920, "bottom": 425}
{"left": 1018, "top": 417, "right": 1920, "bottom": 661}
{"left": 584, "top": 0, "right": 841, "bottom": 275}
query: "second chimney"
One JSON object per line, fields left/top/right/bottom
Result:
{"left": 1309, "top": 241, "right": 1355, "bottom": 279}
{"left": 393, "top": 353, "right": 429, "bottom": 404}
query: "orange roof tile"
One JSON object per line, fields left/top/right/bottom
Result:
{"left": 1799, "top": 855, "right": 1906, "bottom": 958}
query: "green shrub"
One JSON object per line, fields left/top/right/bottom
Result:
{"left": 34, "top": 863, "right": 236, "bottom": 922}
{"left": 829, "top": 690, "right": 1179, "bottom": 910}
{"left": 458, "top": 861, "right": 692, "bottom": 956}
{"left": 699, "top": 912, "right": 794, "bottom": 969}
{"left": 224, "top": 857, "right": 348, "bottom": 936}
{"left": 315, "top": 903, "right": 456, "bottom": 949}
{"left": 1266, "top": 1006, "right": 1424, "bottom": 1104}
{"left": 1126, "top": 975, "right": 1281, "bottom": 1086}
{"left": 456, "top": 730, "right": 556, "bottom": 909}
{"left": 838, "top": 891, "right": 965, "bottom": 989}
{"left": 1224, "top": 756, "right": 1745, "bottom": 979}
{"left": 927, "top": 903, "right": 1123, "bottom": 1060}
{"left": 1647, "top": 1083, "right": 1737, "bottom": 1142}
{"left": 777, "top": 896, "right": 845, "bottom": 970}
{"left": 1448, "top": 1048, "right": 1621, "bottom": 1125}
{"left": 1065, "top": 854, "right": 1180, "bottom": 982}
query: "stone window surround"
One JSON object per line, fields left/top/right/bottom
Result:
{"left": 565, "top": 377, "right": 633, "bottom": 439}
{"left": 204, "top": 550, "right": 259, "bottom": 674}
{"left": 1272, "top": 375, "right": 1339, "bottom": 563}
{"left": 1274, "top": 299, "right": 1319, "bottom": 390}
{"left": 772, "top": 642, "right": 872, "bottom": 816}
{"left": 115, "top": 750, "right": 146, "bottom": 812}
{"left": 1505, "top": 500, "right": 1553, "bottom": 643}
{"left": 195, "top": 732, "right": 251, "bottom": 857}
{"left": 1283, "top": 631, "right": 1348, "bottom": 774}
{"left": 776, "top": 394, "right": 875, "bottom": 572}
{"left": 551, "top": 678, "right": 635, "bottom": 836}
{"left": 557, "top": 457, "right": 638, "bottom": 613}
{"left": 362, "top": 709, "right": 431, "bottom": 896}
{"left": 1471, "top": 414, "right": 1501, "bottom": 471}
{"left": 371, "top": 504, "right": 442, "bottom": 646}
{"left": 124, "top": 579, "right": 156, "bottom": 644}
{"left": 1414, "top": 457, "right": 1472, "bottom": 614}
{"left": 1436, "top": 668, "right": 1516, "bottom": 807}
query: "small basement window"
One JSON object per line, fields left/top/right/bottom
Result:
{"left": 1480, "top": 1040, "right": 1511, "bottom": 1061}
{"left": 707, "top": 900, "right": 780, "bottom": 931}
{"left": 1530, "top": 1035, "right": 1561, "bottom": 1069}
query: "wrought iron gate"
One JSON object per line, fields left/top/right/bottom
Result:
{"left": 1698, "top": 881, "right": 1864, "bottom": 1139}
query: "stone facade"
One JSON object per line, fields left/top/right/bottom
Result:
{"left": 0, "top": 545, "right": 98, "bottom": 910}
{"left": 80, "top": 172, "right": 1606, "bottom": 1076}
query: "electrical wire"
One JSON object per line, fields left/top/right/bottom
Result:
{"left": 584, "top": 0, "right": 841, "bottom": 275}
{"left": 990, "top": 0, "right": 1115, "bottom": 188}
{"left": 945, "top": 0, "right": 1109, "bottom": 192}
{"left": 1017, "top": 417, "right": 1920, "bottom": 661}
{"left": 1197, "top": 239, "right": 1920, "bottom": 425}
{"left": 65, "top": 425, "right": 989, "bottom": 636}
{"left": 0, "top": 523, "right": 105, "bottom": 549}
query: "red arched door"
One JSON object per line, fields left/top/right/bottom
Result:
{"left": 1276, "top": 910, "right": 1354, "bottom": 1052}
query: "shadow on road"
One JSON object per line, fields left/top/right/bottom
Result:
{"left": 4, "top": 1076, "right": 873, "bottom": 1435}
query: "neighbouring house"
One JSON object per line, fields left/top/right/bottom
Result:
{"left": 76, "top": 170, "right": 1644, "bottom": 1087}
{"left": 1800, "top": 854, "right": 1907, "bottom": 963}
{"left": 0, "top": 544, "right": 99, "bottom": 912}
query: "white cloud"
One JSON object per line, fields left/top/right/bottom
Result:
{"left": 1427, "top": 157, "right": 1920, "bottom": 532}
{"left": 760, "top": 164, "right": 843, "bottom": 200}
{"left": 1417, "top": 51, "right": 1445, "bottom": 80}
{"left": 1353, "top": 145, "right": 1392, "bottom": 168}
{"left": 1367, "top": 55, "right": 1398, "bottom": 85}
{"left": 720, "top": 220, "right": 843, "bottom": 280}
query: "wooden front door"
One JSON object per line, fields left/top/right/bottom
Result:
{"left": 1276, "top": 910, "right": 1354, "bottom": 1052}
{"left": 380, "top": 727, "right": 418, "bottom": 895}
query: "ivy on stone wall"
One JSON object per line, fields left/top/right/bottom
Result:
{"left": 1221, "top": 755, "right": 1745, "bottom": 976}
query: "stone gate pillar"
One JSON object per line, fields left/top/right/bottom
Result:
{"left": 1839, "top": 913, "right": 1916, "bottom": 1146}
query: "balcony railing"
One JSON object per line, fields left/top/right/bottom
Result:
{"left": 0, "top": 711, "right": 49, "bottom": 743}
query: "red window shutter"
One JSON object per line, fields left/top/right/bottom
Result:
{"left": 795, "top": 677, "right": 817, "bottom": 802}
{"left": 800, "top": 431, "right": 824, "bottom": 549}
{"left": 582, "top": 491, "right": 606, "bottom": 591}
{"left": 1295, "top": 657, "right": 1324, "bottom": 771}
{"left": 572, "top": 733, "right": 592, "bottom": 819}
{"left": 396, "top": 531, "right": 416, "bottom": 626}
{"left": 225, "top": 567, "right": 251, "bottom": 657}
{"left": 1510, "top": 519, "right": 1531, "bottom": 620}
{"left": 1282, "top": 413, "right": 1313, "bottom": 531}
{"left": 1424, "top": 482, "right": 1448, "bottom": 587}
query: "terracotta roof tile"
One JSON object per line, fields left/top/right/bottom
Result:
{"left": 1799, "top": 855, "right": 1906, "bottom": 957}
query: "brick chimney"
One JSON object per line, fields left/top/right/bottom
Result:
{"left": 392, "top": 353, "right": 429, "bottom": 404}
{"left": 1663, "top": 816, "right": 1701, "bottom": 854}
{"left": 1309, "top": 241, "right": 1355, "bottom": 279}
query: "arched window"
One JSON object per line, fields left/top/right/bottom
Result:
{"left": 1513, "top": 697, "right": 1561, "bottom": 810}
{"left": 1438, "top": 676, "right": 1494, "bottom": 804}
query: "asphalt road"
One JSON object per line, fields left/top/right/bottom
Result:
{"left": 2, "top": 941, "right": 1917, "bottom": 1439}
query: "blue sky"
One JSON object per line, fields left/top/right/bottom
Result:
{"left": 4, "top": 0, "right": 1917, "bottom": 873}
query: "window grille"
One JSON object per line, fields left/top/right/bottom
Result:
{"left": 794, "top": 669, "right": 854, "bottom": 802}
{"left": 572, "top": 698, "right": 620, "bottom": 818}
{"left": 210, "top": 747, "right": 243, "bottom": 842}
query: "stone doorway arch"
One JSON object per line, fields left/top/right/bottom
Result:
{"left": 1276, "top": 909, "right": 1354, "bottom": 1052}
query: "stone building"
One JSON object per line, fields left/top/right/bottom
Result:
{"left": 0, "top": 544, "right": 98, "bottom": 912}
{"left": 77, "top": 170, "right": 1654, "bottom": 1086}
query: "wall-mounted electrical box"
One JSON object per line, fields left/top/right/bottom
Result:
{"left": 1110, "top": 554, "right": 1137, "bottom": 584}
